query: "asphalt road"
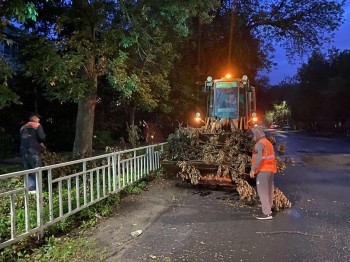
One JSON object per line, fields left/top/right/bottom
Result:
{"left": 104, "top": 131, "right": 350, "bottom": 262}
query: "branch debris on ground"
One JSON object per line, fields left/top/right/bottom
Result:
{"left": 162, "top": 126, "right": 292, "bottom": 211}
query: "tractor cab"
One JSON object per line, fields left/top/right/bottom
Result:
{"left": 200, "top": 74, "right": 257, "bottom": 133}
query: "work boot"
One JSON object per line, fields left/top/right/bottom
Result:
{"left": 256, "top": 214, "right": 273, "bottom": 220}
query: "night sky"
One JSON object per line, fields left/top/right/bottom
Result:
{"left": 266, "top": 0, "right": 350, "bottom": 85}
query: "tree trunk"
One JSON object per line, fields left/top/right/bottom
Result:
{"left": 73, "top": 79, "right": 97, "bottom": 157}
{"left": 71, "top": 0, "right": 97, "bottom": 157}
{"left": 129, "top": 103, "right": 136, "bottom": 126}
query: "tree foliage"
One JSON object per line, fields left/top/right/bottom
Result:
{"left": 265, "top": 101, "right": 291, "bottom": 126}
{"left": 0, "top": 0, "right": 38, "bottom": 36}
{"left": 190, "top": 0, "right": 345, "bottom": 81}
{"left": 0, "top": 58, "right": 20, "bottom": 109}
{"left": 0, "top": 0, "right": 40, "bottom": 109}
{"left": 296, "top": 49, "right": 350, "bottom": 129}
{"left": 19, "top": 0, "right": 219, "bottom": 155}
{"left": 245, "top": 0, "right": 345, "bottom": 59}
{"left": 269, "top": 49, "right": 350, "bottom": 131}
{"left": 0, "top": 0, "right": 347, "bottom": 152}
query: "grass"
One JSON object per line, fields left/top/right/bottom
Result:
{"left": 0, "top": 235, "right": 109, "bottom": 262}
{"left": 29, "top": 236, "right": 108, "bottom": 262}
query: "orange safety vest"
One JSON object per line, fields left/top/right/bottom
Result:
{"left": 252, "top": 137, "right": 277, "bottom": 174}
{"left": 21, "top": 121, "right": 40, "bottom": 130}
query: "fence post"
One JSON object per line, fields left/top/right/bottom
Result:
{"left": 24, "top": 174, "right": 30, "bottom": 231}
{"left": 150, "top": 146, "right": 154, "bottom": 172}
{"left": 83, "top": 161, "right": 87, "bottom": 205}
{"left": 10, "top": 194, "right": 16, "bottom": 240}
{"left": 37, "top": 167, "right": 44, "bottom": 240}
{"left": 146, "top": 148, "right": 150, "bottom": 174}
{"left": 118, "top": 153, "right": 121, "bottom": 189}
{"left": 112, "top": 154, "right": 117, "bottom": 192}
{"left": 48, "top": 169, "right": 54, "bottom": 222}
{"left": 133, "top": 150, "right": 137, "bottom": 181}
{"left": 107, "top": 156, "right": 111, "bottom": 193}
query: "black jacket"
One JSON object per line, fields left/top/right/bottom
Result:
{"left": 20, "top": 121, "right": 46, "bottom": 156}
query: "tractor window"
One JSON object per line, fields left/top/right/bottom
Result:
{"left": 214, "top": 81, "right": 239, "bottom": 119}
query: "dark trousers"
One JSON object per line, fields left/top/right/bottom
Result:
{"left": 21, "top": 153, "right": 41, "bottom": 191}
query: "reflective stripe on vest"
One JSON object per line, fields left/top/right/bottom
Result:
{"left": 252, "top": 137, "right": 277, "bottom": 173}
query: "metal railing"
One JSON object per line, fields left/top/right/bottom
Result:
{"left": 0, "top": 143, "right": 166, "bottom": 249}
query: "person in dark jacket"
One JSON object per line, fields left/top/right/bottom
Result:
{"left": 20, "top": 113, "right": 46, "bottom": 192}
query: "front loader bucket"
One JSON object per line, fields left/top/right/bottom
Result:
{"left": 161, "top": 160, "right": 235, "bottom": 187}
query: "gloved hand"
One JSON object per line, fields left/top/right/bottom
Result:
{"left": 40, "top": 143, "right": 47, "bottom": 151}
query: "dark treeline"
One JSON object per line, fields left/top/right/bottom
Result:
{"left": 0, "top": 0, "right": 347, "bottom": 155}
{"left": 258, "top": 49, "right": 350, "bottom": 134}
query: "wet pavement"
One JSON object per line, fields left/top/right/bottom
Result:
{"left": 105, "top": 131, "right": 350, "bottom": 262}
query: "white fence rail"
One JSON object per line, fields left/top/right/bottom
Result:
{"left": 0, "top": 143, "right": 166, "bottom": 249}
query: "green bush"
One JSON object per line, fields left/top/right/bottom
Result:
{"left": 93, "top": 130, "right": 116, "bottom": 148}
{"left": 0, "top": 165, "right": 21, "bottom": 175}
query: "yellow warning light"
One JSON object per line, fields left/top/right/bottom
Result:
{"left": 195, "top": 112, "right": 201, "bottom": 122}
{"left": 225, "top": 73, "right": 232, "bottom": 79}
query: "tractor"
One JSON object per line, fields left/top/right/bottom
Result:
{"left": 161, "top": 74, "right": 258, "bottom": 187}
{"left": 198, "top": 74, "right": 257, "bottom": 134}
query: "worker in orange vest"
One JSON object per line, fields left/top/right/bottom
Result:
{"left": 249, "top": 127, "right": 277, "bottom": 220}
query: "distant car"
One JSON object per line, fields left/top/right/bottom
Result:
{"left": 269, "top": 124, "right": 279, "bottom": 129}
{"left": 282, "top": 124, "right": 292, "bottom": 131}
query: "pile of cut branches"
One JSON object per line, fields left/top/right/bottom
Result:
{"left": 162, "top": 126, "right": 292, "bottom": 211}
